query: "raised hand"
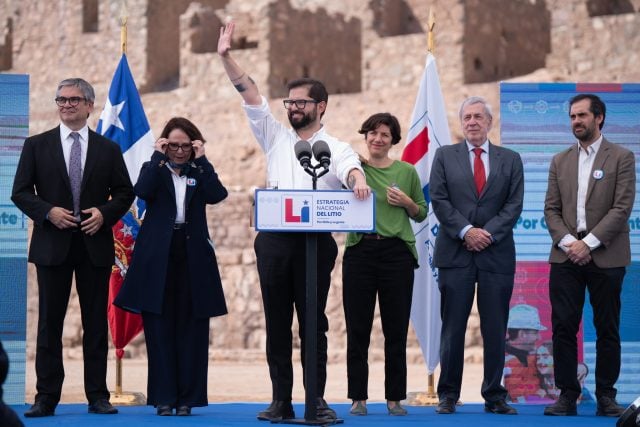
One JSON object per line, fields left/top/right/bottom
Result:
{"left": 155, "top": 137, "right": 168, "bottom": 153}
{"left": 192, "top": 139, "right": 205, "bottom": 159}
{"left": 218, "top": 21, "right": 234, "bottom": 57}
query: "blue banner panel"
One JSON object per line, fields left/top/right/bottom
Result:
{"left": 501, "top": 82, "right": 640, "bottom": 404}
{"left": 0, "top": 73, "right": 29, "bottom": 405}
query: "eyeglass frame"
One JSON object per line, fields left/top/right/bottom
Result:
{"left": 55, "top": 96, "right": 88, "bottom": 107}
{"left": 166, "top": 142, "right": 193, "bottom": 152}
{"left": 283, "top": 99, "right": 320, "bottom": 110}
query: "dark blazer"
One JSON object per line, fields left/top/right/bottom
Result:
{"left": 544, "top": 138, "right": 635, "bottom": 268}
{"left": 11, "top": 126, "right": 134, "bottom": 266}
{"left": 114, "top": 151, "right": 228, "bottom": 318}
{"left": 429, "top": 141, "right": 524, "bottom": 274}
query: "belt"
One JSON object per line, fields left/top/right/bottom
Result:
{"left": 173, "top": 223, "right": 186, "bottom": 230}
{"left": 577, "top": 231, "right": 587, "bottom": 239}
{"left": 362, "top": 233, "right": 387, "bottom": 240}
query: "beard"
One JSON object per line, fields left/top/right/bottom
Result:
{"left": 572, "top": 122, "right": 597, "bottom": 142}
{"left": 288, "top": 108, "right": 317, "bottom": 130}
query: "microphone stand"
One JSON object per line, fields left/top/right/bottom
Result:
{"left": 278, "top": 164, "right": 341, "bottom": 426}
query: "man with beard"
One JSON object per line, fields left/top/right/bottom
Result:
{"left": 217, "top": 21, "right": 370, "bottom": 422}
{"left": 543, "top": 94, "right": 635, "bottom": 417}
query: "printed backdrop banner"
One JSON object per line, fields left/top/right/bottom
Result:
{"left": 501, "top": 83, "right": 640, "bottom": 404}
{"left": 0, "top": 74, "right": 29, "bottom": 405}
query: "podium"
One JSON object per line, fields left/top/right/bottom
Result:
{"left": 255, "top": 189, "right": 375, "bottom": 425}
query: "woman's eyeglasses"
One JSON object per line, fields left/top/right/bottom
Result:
{"left": 167, "top": 143, "right": 193, "bottom": 152}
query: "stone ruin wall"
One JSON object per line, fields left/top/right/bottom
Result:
{"left": 2, "top": 0, "right": 640, "bottom": 364}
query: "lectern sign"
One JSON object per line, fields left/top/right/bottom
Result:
{"left": 255, "top": 189, "right": 375, "bottom": 232}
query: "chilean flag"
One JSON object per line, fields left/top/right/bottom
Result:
{"left": 97, "top": 54, "right": 155, "bottom": 359}
{"left": 401, "top": 53, "right": 452, "bottom": 374}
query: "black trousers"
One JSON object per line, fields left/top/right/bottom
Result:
{"left": 549, "top": 261, "right": 624, "bottom": 400}
{"left": 342, "top": 238, "right": 415, "bottom": 401}
{"left": 34, "top": 232, "right": 111, "bottom": 405}
{"left": 142, "top": 229, "right": 209, "bottom": 408}
{"left": 254, "top": 232, "right": 337, "bottom": 401}
{"left": 437, "top": 264, "right": 514, "bottom": 402}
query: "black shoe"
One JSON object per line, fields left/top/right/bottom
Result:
{"left": 24, "top": 401, "right": 55, "bottom": 418}
{"left": 88, "top": 399, "right": 118, "bottom": 414}
{"left": 436, "top": 397, "right": 456, "bottom": 414}
{"left": 316, "top": 397, "right": 337, "bottom": 420}
{"left": 156, "top": 405, "right": 172, "bottom": 416}
{"left": 257, "top": 400, "right": 295, "bottom": 421}
{"left": 176, "top": 405, "right": 191, "bottom": 416}
{"left": 544, "top": 395, "right": 577, "bottom": 416}
{"left": 596, "top": 396, "right": 624, "bottom": 417}
{"left": 485, "top": 399, "right": 517, "bottom": 415}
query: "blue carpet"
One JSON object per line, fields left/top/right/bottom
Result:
{"left": 10, "top": 402, "right": 620, "bottom": 426}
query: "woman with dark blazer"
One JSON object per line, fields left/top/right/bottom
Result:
{"left": 114, "top": 117, "right": 228, "bottom": 416}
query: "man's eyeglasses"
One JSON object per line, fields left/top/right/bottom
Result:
{"left": 55, "top": 97, "right": 87, "bottom": 107}
{"left": 283, "top": 99, "right": 319, "bottom": 110}
{"left": 167, "top": 142, "right": 193, "bottom": 152}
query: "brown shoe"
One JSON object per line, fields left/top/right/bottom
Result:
{"left": 596, "top": 396, "right": 624, "bottom": 417}
{"left": 88, "top": 399, "right": 118, "bottom": 414}
{"left": 257, "top": 400, "right": 294, "bottom": 421}
{"left": 544, "top": 395, "right": 577, "bottom": 416}
{"left": 484, "top": 399, "right": 517, "bottom": 415}
{"left": 436, "top": 397, "right": 456, "bottom": 414}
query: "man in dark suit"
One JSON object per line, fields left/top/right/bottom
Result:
{"left": 11, "top": 78, "right": 134, "bottom": 417}
{"left": 543, "top": 94, "right": 635, "bottom": 417}
{"left": 430, "top": 96, "right": 524, "bottom": 415}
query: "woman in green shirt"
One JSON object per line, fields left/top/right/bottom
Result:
{"left": 343, "top": 113, "right": 428, "bottom": 416}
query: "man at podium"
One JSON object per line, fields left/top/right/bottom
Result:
{"left": 217, "top": 21, "right": 370, "bottom": 422}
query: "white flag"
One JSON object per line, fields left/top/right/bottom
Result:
{"left": 401, "top": 53, "right": 452, "bottom": 373}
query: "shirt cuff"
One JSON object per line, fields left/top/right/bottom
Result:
{"left": 242, "top": 96, "right": 269, "bottom": 119}
{"left": 582, "top": 233, "right": 601, "bottom": 251}
{"left": 459, "top": 225, "right": 472, "bottom": 240}
{"left": 558, "top": 234, "right": 577, "bottom": 253}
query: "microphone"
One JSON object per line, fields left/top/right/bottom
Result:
{"left": 312, "top": 140, "right": 331, "bottom": 169}
{"left": 294, "top": 140, "right": 313, "bottom": 169}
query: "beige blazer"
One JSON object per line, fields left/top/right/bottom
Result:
{"left": 544, "top": 138, "right": 636, "bottom": 268}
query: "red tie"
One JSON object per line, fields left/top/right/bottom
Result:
{"left": 473, "top": 148, "right": 486, "bottom": 195}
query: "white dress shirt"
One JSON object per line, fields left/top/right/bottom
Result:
{"left": 59, "top": 123, "right": 89, "bottom": 172}
{"left": 558, "top": 135, "right": 603, "bottom": 252}
{"left": 167, "top": 165, "right": 187, "bottom": 223}
{"left": 243, "top": 96, "right": 363, "bottom": 190}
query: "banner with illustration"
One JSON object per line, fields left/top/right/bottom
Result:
{"left": 501, "top": 83, "right": 640, "bottom": 404}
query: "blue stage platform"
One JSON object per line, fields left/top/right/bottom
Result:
{"left": 10, "top": 401, "right": 622, "bottom": 426}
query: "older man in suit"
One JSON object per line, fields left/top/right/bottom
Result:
{"left": 543, "top": 94, "right": 635, "bottom": 417}
{"left": 430, "top": 96, "right": 524, "bottom": 415}
{"left": 11, "top": 78, "right": 134, "bottom": 417}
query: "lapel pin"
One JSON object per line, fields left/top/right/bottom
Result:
{"left": 592, "top": 169, "right": 604, "bottom": 180}
{"left": 187, "top": 178, "right": 197, "bottom": 186}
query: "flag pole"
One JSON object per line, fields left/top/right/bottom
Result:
{"left": 405, "top": 7, "right": 440, "bottom": 406}
{"left": 424, "top": 8, "right": 438, "bottom": 402}
{"left": 120, "top": 6, "right": 127, "bottom": 56}
{"left": 110, "top": 0, "right": 145, "bottom": 406}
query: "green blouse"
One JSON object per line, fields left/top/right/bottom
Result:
{"left": 346, "top": 160, "right": 428, "bottom": 261}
